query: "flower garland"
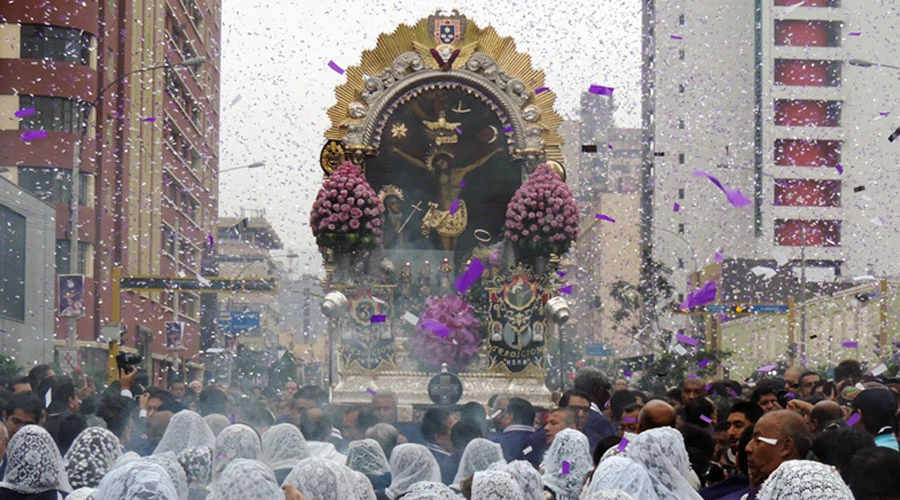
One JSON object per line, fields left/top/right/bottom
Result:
{"left": 310, "top": 162, "right": 384, "bottom": 254}
{"left": 504, "top": 164, "right": 579, "bottom": 255}
{"left": 410, "top": 295, "right": 481, "bottom": 372}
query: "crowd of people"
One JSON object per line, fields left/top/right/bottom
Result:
{"left": 0, "top": 358, "right": 898, "bottom": 499}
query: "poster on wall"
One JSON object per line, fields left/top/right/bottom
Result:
{"left": 165, "top": 321, "right": 186, "bottom": 350}
{"left": 58, "top": 274, "right": 85, "bottom": 318}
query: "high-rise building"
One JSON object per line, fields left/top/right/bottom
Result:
{"left": 643, "top": 1, "right": 900, "bottom": 302}
{"left": 0, "top": 1, "right": 221, "bottom": 382}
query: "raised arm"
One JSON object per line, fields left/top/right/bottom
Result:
{"left": 392, "top": 147, "right": 427, "bottom": 169}
{"left": 460, "top": 148, "right": 503, "bottom": 175}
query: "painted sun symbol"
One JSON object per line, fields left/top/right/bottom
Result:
{"left": 391, "top": 122, "right": 408, "bottom": 138}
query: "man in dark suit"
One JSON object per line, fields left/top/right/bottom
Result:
{"left": 489, "top": 397, "right": 542, "bottom": 466}
{"left": 421, "top": 407, "right": 457, "bottom": 484}
{"left": 573, "top": 368, "right": 616, "bottom": 443}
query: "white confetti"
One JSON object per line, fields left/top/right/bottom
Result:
{"left": 750, "top": 266, "right": 777, "bottom": 280}
{"left": 872, "top": 363, "right": 888, "bottom": 377}
{"left": 402, "top": 312, "right": 419, "bottom": 325}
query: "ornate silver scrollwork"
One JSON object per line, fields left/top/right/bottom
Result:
{"left": 464, "top": 52, "right": 528, "bottom": 106}
{"left": 361, "top": 52, "right": 425, "bottom": 106}
{"left": 524, "top": 126, "right": 545, "bottom": 150}
{"left": 391, "top": 51, "right": 425, "bottom": 79}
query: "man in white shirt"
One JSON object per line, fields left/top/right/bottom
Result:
{"left": 300, "top": 406, "right": 346, "bottom": 464}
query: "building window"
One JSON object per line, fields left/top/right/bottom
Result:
{"left": 18, "top": 96, "right": 83, "bottom": 133}
{"left": 20, "top": 24, "right": 92, "bottom": 65}
{"left": 18, "top": 167, "right": 91, "bottom": 206}
{"left": 678, "top": 188, "right": 685, "bottom": 199}
{"left": 678, "top": 153, "right": 685, "bottom": 164}
{"left": 678, "top": 223, "right": 685, "bottom": 234}
{"left": 0, "top": 205, "right": 26, "bottom": 321}
{"left": 55, "top": 240, "right": 92, "bottom": 277}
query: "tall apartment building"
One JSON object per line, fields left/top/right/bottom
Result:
{"left": 643, "top": 1, "right": 900, "bottom": 303}
{"left": 0, "top": 1, "right": 221, "bottom": 382}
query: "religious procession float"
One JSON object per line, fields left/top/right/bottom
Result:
{"left": 311, "top": 11, "right": 578, "bottom": 412}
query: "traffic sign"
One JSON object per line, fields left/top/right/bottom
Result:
{"left": 585, "top": 343, "right": 613, "bottom": 357}
{"left": 224, "top": 311, "right": 261, "bottom": 333}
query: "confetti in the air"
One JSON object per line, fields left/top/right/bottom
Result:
{"left": 842, "top": 340, "right": 858, "bottom": 348}
{"left": 673, "top": 203, "right": 680, "bottom": 212}
{"left": 622, "top": 416, "right": 636, "bottom": 423}
{"left": 617, "top": 438, "right": 629, "bottom": 452}
{"left": 14, "top": 108, "right": 35, "bottom": 118}
{"left": 557, "top": 271, "right": 566, "bottom": 278}
{"left": 459, "top": 180, "right": 466, "bottom": 187}
{"left": 890, "top": 127, "right": 900, "bottom": 142}
{"left": 595, "top": 214, "right": 616, "bottom": 223}
{"left": 523, "top": 446, "right": 533, "bottom": 455}
{"left": 421, "top": 318, "right": 451, "bottom": 338}
{"left": 705, "top": 383, "right": 713, "bottom": 391}
{"left": 700, "top": 415, "right": 713, "bottom": 424}
{"left": 454, "top": 258, "right": 484, "bottom": 294}
{"left": 402, "top": 312, "right": 419, "bottom": 325}
{"left": 623, "top": 370, "right": 632, "bottom": 378}
{"left": 846, "top": 413, "right": 861, "bottom": 427}
{"left": 673, "top": 344, "right": 688, "bottom": 356}
{"left": 715, "top": 252, "right": 724, "bottom": 263}
{"left": 670, "top": 35, "right": 683, "bottom": 40}
{"left": 142, "top": 117, "right": 156, "bottom": 122}
{"left": 676, "top": 334, "right": 698, "bottom": 346}
{"left": 693, "top": 170, "right": 751, "bottom": 207}
{"left": 848, "top": 32, "right": 861, "bottom": 36}
{"left": 588, "top": 84, "right": 614, "bottom": 96}
{"left": 535, "top": 87, "right": 549, "bottom": 94}
{"left": 872, "top": 363, "right": 888, "bottom": 376}
{"left": 699, "top": 358, "right": 710, "bottom": 368}
{"left": 230, "top": 414, "right": 236, "bottom": 425}
{"left": 370, "top": 315, "right": 386, "bottom": 323}
{"left": 449, "top": 199, "right": 461, "bottom": 215}
{"left": 835, "top": 164, "right": 843, "bottom": 174}
{"left": 503, "top": 126, "right": 514, "bottom": 133}
{"left": 561, "top": 461, "right": 570, "bottom": 475}
{"left": 558, "top": 285, "right": 573, "bottom": 294}
{"left": 854, "top": 186, "right": 865, "bottom": 192}
{"left": 327, "top": 60, "right": 345, "bottom": 74}
{"left": 367, "top": 388, "right": 377, "bottom": 396}
{"left": 681, "top": 281, "right": 717, "bottom": 310}
{"left": 455, "top": 127, "right": 462, "bottom": 135}
{"left": 758, "top": 364, "right": 778, "bottom": 372}
{"left": 21, "top": 130, "right": 48, "bottom": 141}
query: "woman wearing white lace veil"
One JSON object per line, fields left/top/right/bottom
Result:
{"left": 155, "top": 411, "right": 217, "bottom": 456}
{"left": 204, "top": 414, "right": 230, "bottom": 437}
{"left": 398, "top": 481, "right": 459, "bottom": 500}
{"left": 177, "top": 446, "right": 213, "bottom": 500}
{"left": 581, "top": 490, "right": 635, "bottom": 500}
{"left": 207, "top": 459, "right": 283, "bottom": 500}
{"left": 94, "top": 460, "right": 179, "bottom": 500}
{"left": 283, "top": 457, "right": 356, "bottom": 500}
{"left": 0, "top": 425, "right": 72, "bottom": 499}
{"left": 144, "top": 453, "right": 189, "bottom": 500}
{"left": 66, "top": 487, "right": 97, "bottom": 500}
{"left": 451, "top": 438, "right": 505, "bottom": 489}
{"left": 346, "top": 438, "right": 392, "bottom": 493}
{"left": 471, "top": 470, "right": 525, "bottom": 500}
{"left": 212, "top": 424, "right": 261, "bottom": 479}
{"left": 487, "top": 460, "right": 542, "bottom": 500}
{"left": 626, "top": 427, "right": 702, "bottom": 500}
{"left": 64, "top": 427, "right": 123, "bottom": 489}
{"left": 261, "top": 423, "right": 309, "bottom": 484}
{"left": 580, "top": 456, "right": 658, "bottom": 500}
{"left": 385, "top": 443, "right": 442, "bottom": 499}
{"left": 541, "top": 428, "right": 593, "bottom": 500}
{"left": 350, "top": 469, "right": 378, "bottom": 500}
{"left": 757, "top": 460, "right": 853, "bottom": 500}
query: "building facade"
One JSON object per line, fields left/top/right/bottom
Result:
{"left": 643, "top": 0, "right": 900, "bottom": 304}
{"left": 0, "top": 0, "right": 221, "bottom": 382}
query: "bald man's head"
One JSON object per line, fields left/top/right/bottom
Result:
{"left": 637, "top": 400, "right": 676, "bottom": 433}
{"left": 808, "top": 400, "right": 844, "bottom": 434}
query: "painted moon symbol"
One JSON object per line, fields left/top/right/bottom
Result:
{"left": 487, "top": 125, "right": 498, "bottom": 144}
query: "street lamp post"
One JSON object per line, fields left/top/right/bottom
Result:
{"left": 219, "top": 161, "right": 266, "bottom": 173}
{"left": 67, "top": 57, "right": 206, "bottom": 349}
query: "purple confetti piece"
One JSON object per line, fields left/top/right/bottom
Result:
{"left": 208, "top": 234, "right": 214, "bottom": 247}
{"left": 677, "top": 334, "right": 699, "bottom": 346}
{"left": 786, "top": 392, "right": 796, "bottom": 399}
{"left": 670, "top": 35, "right": 683, "bottom": 40}
{"left": 617, "top": 437, "right": 629, "bottom": 452}
{"left": 459, "top": 180, "right": 466, "bottom": 187}
{"left": 141, "top": 116, "right": 155, "bottom": 122}
{"left": 673, "top": 203, "right": 680, "bottom": 212}
{"left": 608, "top": 144, "right": 613, "bottom": 150}
{"left": 230, "top": 413, "right": 236, "bottom": 425}
{"left": 327, "top": 60, "right": 345, "bottom": 74}
{"left": 455, "top": 127, "right": 462, "bottom": 135}
{"left": 842, "top": 340, "right": 858, "bottom": 348}
{"left": 725, "top": 188, "right": 752, "bottom": 208}
{"left": 715, "top": 252, "right": 724, "bottom": 263}
{"left": 680, "top": 281, "right": 717, "bottom": 310}
{"left": 730, "top": 389, "right": 740, "bottom": 398}
{"left": 14, "top": 107, "right": 35, "bottom": 118}
{"left": 535, "top": 87, "right": 549, "bottom": 94}
{"left": 700, "top": 415, "right": 713, "bottom": 424}
{"left": 595, "top": 213, "right": 616, "bottom": 223}
{"left": 835, "top": 164, "right": 843, "bottom": 174}
{"left": 454, "top": 258, "right": 485, "bottom": 294}
{"left": 215, "top": 453, "right": 225, "bottom": 460}
{"left": 561, "top": 460, "right": 570, "bottom": 475}
{"left": 879, "top": 112, "right": 890, "bottom": 117}
{"left": 449, "top": 199, "right": 461, "bottom": 215}
{"left": 848, "top": 32, "right": 861, "bottom": 36}
{"left": 846, "top": 413, "right": 861, "bottom": 427}
{"left": 366, "top": 388, "right": 377, "bottom": 396}
{"left": 705, "top": 383, "right": 713, "bottom": 391}
{"left": 622, "top": 416, "right": 636, "bottom": 423}
{"left": 757, "top": 364, "right": 778, "bottom": 372}
{"left": 623, "top": 370, "right": 632, "bottom": 378}
{"left": 686, "top": 374, "right": 698, "bottom": 379}
{"left": 20, "top": 130, "right": 47, "bottom": 141}
{"left": 558, "top": 285, "right": 573, "bottom": 294}
{"left": 370, "top": 315, "right": 386, "bottom": 323}
{"left": 588, "top": 84, "right": 614, "bottom": 96}
{"left": 699, "top": 357, "right": 710, "bottom": 368}
{"left": 421, "top": 319, "right": 451, "bottom": 338}
{"left": 557, "top": 271, "right": 566, "bottom": 278}
{"left": 503, "top": 126, "right": 514, "bottom": 133}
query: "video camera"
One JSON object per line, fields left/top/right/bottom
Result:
{"left": 116, "top": 352, "right": 143, "bottom": 374}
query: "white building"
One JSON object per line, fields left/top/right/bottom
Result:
{"left": 643, "top": 0, "right": 900, "bottom": 301}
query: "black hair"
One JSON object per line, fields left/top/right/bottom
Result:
{"left": 506, "top": 397, "right": 536, "bottom": 427}
{"left": 450, "top": 419, "right": 483, "bottom": 451}
{"left": 346, "top": 404, "right": 379, "bottom": 435}
{"left": 4, "top": 392, "right": 42, "bottom": 419}
{"left": 421, "top": 407, "right": 451, "bottom": 444}
{"left": 27, "top": 364, "right": 53, "bottom": 393}
{"left": 593, "top": 435, "right": 623, "bottom": 466}
{"left": 683, "top": 397, "right": 716, "bottom": 427}
{"left": 557, "top": 390, "right": 592, "bottom": 408}
{"left": 749, "top": 385, "right": 776, "bottom": 406}
{"left": 6, "top": 376, "right": 31, "bottom": 393}
{"left": 96, "top": 392, "right": 133, "bottom": 439}
{"left": 812, "top": 426, "right": 875, "bottom": 483}
{"left": 295, "top": 385, "right": 326, "bottom": 404}
{"left": 57, "top": 413, "right": 87, "bottom": 455}
{"left": 735, "top": 424, "right": 753, "bottom": 476}
{"left": 40, "top": 375, "right": 77, "bottom": 414}
{"left": 79, "top": 394, "right": 101, "bottom": 416}
{"left": 299, "top": 406, "right": 331, "bottom": 441}
{"left": 459, "top": 402, "right": 488, "bottom": 436}
{"left": 847, "top": 446, "right": 900, "bottom": 499}
{"left": 728, "top": 400, "right": 764, "bottom": 424}
{"left": 680, "top": 422, "right": 715, "bottom": 459}
{"left": 609, "top": 390, "right": 638, "bottom": 421}
{"left": 834, "top": 359, "right": 863, "bottom": 384}
{"left": 198, "top": 386, "right": 228, "bottom": 416}
{"left": 573, "top": 368, "right": 612, "bottom": 405}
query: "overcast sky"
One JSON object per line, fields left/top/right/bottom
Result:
{"left": 218, "top": 0, "right": 642, "bottom": 256}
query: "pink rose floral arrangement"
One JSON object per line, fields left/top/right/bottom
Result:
{"left": 410, "top": 295, "right": 481, "bottom": 372}
{"left": 310, "top": 162, "right": 384, "bottom": 253}
{"left": 504, "top": 164, "right": 579, "bottom": 255}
